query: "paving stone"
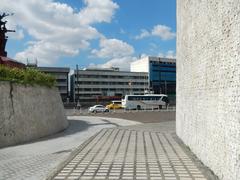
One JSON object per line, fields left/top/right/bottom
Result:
{"left": 50, "top": 124, "right": 215, "bottom": 180}
{"left": 53, "top": 176, "right": 65, "bottom": 180}
{"left": 108, "top": 176, "right": 120, "bottom": 179}
{"left": 150, "top": 177, "right": 162, "bottom": 180}
{"left": 94, "top": 176, "right": 106, "bottom": 179}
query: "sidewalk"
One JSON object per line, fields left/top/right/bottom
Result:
{"left": 49, "top": 122, "right": 218, "bottom": 180}
{"left": 0, "top": 116, "right": 141, "bottom": 180}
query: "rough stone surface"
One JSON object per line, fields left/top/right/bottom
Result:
{"left": 0, "top": 81, "right": 68, "bottom": 147}
{"left": 177, "top": 1, "right": 240, "bottom": 180}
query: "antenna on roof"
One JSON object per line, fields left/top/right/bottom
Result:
{"left": 26, "top": 58, "right": 38, "bottom": 68}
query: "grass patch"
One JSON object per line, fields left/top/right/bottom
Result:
{"left": 0, "top": 65, "right": 56, "bottom": 87}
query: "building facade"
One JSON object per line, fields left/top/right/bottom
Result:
{"left": 70, "top": 67, "right": 148, "bottom": 106}
{"left": 37, "top": 67, "right": 70, "bottom": 102}
{"left": 131, "top": 56, "right": 176, "bottom": 95}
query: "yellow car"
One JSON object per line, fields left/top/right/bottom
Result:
{"left": 106, "top": 101, "right": 122, "bottom": 109}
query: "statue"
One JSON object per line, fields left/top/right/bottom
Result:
{"left": 0, "top": 13, "right": 15, "bottom": 57}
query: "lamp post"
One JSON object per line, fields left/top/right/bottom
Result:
{"left": 76, "top": 64, "right": 81, "bottom": 111}
{"left": 128, "top": 81, "right": 132, "bottom": 95}
{"left": 165, "top": 80, "right": 167, "bottom": 94}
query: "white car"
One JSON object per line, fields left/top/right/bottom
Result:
{"left": 88, "top": 105, "right": 109, "bottom": 113}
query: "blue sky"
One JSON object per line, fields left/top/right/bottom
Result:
{"left": 2, "top": 0, "right": 176, "bottom": 70}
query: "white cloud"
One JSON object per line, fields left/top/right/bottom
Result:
{"left": 158, "top": 50, "right": 176, "bottom": 59}
{"left": 135, "top": 29, "right": 150, "bottom": 40}
{"left": 91, "top": 38, "right": 134, "bottom": 59}
{"left": 79, "top": 0, "right": 119, "bottom": 25}
{"left": 0, "top": 0, "right": 118, "bottom": 65}
{"left": 135, "top": 24, "right": 175, "bottom": 40}
{"left": 90, "top": 38, "right": 136, "bottom": 70}
{"left": 158, "top": 53, "right": 165, "bottom": 58}
{"left": 16, "top": 40, "right": 85, "bottom": 65}
{"left": 89, "top": 56, "right": 137, "bottom": 71}
{"left": 165, "top": 50, "right": 176, "bottom": 58}
{"left": 152, "top": 25, "right": 175, "bottom": 40}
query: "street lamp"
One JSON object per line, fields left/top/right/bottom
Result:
{"left": 128, "top": 81, "right": 132, "bottom": 95}
{"left": 76, "top": 64, "right": 81, "bottom": 110}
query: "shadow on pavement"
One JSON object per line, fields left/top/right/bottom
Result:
{"left": 3, "top": 118, "right": 118, "bottom": 148}
{"left": 34, "top": 118, "right": 120, "bottom": 142}
{"left": 60, "top": 118, "right": 119, "bottom": 136}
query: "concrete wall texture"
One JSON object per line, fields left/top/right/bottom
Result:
{"left": 177, "top": 1, "right": 240, "bottom": 180}
{"left": 0, "top": 81, "right": 68, "bottom": 148}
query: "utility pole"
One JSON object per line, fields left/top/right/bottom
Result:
{"left": 76, "top": 65, "right": 81, "bottom": 110}
{"left": 165, "top": 80, "right": 167, "bottom": 94}
{"left": 159, "top": 71, "right": 161, "bottom": 94}
{"left": 76, "top": 64, "right": 78, "bottom": 103}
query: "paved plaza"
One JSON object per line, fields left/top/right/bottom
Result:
{"left": 50, "top": 122, "right": 217, "bottom": 180}
{"left": 0, "top": 112, "right": 218, "bottom": 180}
{"left": 0, "top": 116, "right": 140, "bottom": 180}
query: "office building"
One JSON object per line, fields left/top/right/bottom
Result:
{"left": 70, "top": 67, "right": 148, "bottom": 105}
{"left": 131, "top": 56, "right": 176, "bottom": 95}
{"left": 38, "top": 67, "right": 70, "bottom": 102}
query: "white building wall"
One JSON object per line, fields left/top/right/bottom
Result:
{"left": 130, "top": 56, "right": 176, "bottom": 73}
{"left": 177, "top": 1, "right": 240, "bottom": 180}
{"left": 130, "top": 57, "right": 149, "bottom": 72}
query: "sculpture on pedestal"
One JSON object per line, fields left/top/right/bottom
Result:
{"left": 0, "top": 13, "right": 15, "bottom": 57}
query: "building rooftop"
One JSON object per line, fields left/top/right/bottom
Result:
{"left": 131, "top": 56, "right": 176, "bottom": 65}
{"left": 37, "top": 66, "right": 70, "bottom": 73}
{"left": 83, "top": 67, "right": 120, "bottom": 72}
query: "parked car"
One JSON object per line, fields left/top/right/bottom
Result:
{"left": 106, "top": 100, "right": 122, "bottom": 109}
{"left": 88, "top": 105, "right": 110, "bottom": 113}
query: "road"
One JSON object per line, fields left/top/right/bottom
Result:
{"left": 66, "top": 109, "right": 176, "bottom": 123}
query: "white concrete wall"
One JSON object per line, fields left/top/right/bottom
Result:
{"left": 0, "top": 81, "right": 68, "bottom": 148}
{"left": 177, "top": 1, "right": 240, "bottom": 180}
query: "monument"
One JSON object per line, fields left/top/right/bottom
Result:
{"left": 0, "top": 12, "right": 25, "bottom": 68}
{"left": 0, "top": 13, "right": 15, "bottom": 57}
{"left": 0, "top": 13, "right": 68, "bottom": 148}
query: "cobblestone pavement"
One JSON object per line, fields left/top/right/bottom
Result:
{"left": 0, "top": 116, "right": 140, "bottom": 180}
{"left": 50, "top": 122, "right": 217, "bottom": 180}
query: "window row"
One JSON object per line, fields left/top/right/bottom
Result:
{"left": 127, "top": 96, "right": 164, "bottom": 101}
{"left": 75, "top": 88, "right": 144, "bottom": 92}
{"left": 75, "top": 75, "right": 147, "bottom": 79}
{"left": 75, "top": 82, "right": 147, "bottom": 85}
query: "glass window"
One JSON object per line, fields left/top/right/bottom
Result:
{"left": 162, "top": 96, "right": 169, "bottom": 103}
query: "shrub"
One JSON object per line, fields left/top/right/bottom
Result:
{"left": 0, "top": 65, "right": 56, "bottom": 87}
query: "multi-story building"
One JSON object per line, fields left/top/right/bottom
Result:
{"left": 70, "top": 67, "right": 148, "bottom": 106}
{"left": 131, "top": 56, "right": 176, "bottom": 95}
{"left": 37, "top": 67, "right": 70, "bottom": 102}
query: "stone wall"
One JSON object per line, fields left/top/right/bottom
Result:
{"left": 0, "top": 81, "right": 68, "bottom": 148}
{"left": 176, "top": 1, "right": 240, "bottom": 180}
